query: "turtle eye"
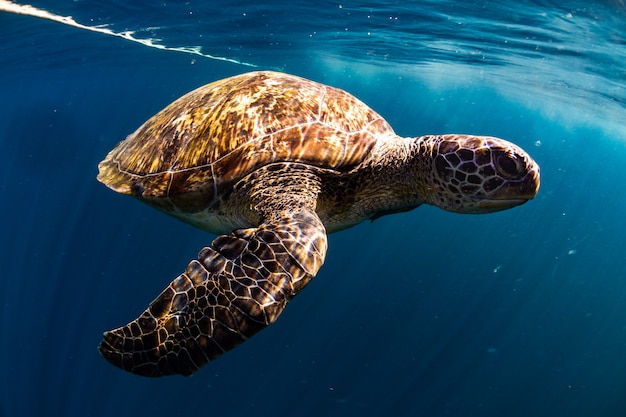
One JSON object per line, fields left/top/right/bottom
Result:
{"left": 495, "top": 153, "right": 526, "bottom": 179}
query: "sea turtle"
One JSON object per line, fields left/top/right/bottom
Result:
{"left": 98, "top": 71, "right": 540, "bottom": 377}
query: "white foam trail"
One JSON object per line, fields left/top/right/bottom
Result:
{"left": 0, "top": 0, "right": 257, "bottom": 67}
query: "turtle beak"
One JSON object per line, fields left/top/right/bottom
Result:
{"left": 478, "top": 166, "right": 540, "bottom": 211}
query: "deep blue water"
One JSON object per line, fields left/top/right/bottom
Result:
{"left": 1, "top": 1, "right": 626, "bottom": 416}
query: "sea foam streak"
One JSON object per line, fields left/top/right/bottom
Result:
{"left": 0, "top": 0, "right": 257, "bottom": 67}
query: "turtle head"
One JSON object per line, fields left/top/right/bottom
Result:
{"left": 419, "top": 135, "right": 540, "bottom": 214}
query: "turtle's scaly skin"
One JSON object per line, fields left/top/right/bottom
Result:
{"left": 98, "top": 71, "right": 540, "bottom": 377}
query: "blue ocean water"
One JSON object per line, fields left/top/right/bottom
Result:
{"left": 1, "top": 1, "right": 626, "bottom": 416}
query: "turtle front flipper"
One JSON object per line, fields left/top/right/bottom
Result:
{"left": 99, "top": 205, "right": 327, "bottom": 377}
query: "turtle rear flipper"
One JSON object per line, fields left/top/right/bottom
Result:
{"left": 99, "top": 206, "right": 327, "bottom": 377}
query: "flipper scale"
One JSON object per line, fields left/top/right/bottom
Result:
{"left": 99, "top": 208, "right": 327, "bottom": 377}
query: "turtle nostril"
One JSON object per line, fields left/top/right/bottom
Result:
{"left": 495, "top": 153, "right": 525, "bottom": 179}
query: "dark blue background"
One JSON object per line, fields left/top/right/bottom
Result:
{"left": 1, "top": 2, "right": 626, "bottom": 416}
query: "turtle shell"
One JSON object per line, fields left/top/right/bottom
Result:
{"left": 98, "top": 71, "right": 394, "bottom": 212}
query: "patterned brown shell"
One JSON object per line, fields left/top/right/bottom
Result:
{"left": 97, "top": 71, "right": 394, "bottom": 212}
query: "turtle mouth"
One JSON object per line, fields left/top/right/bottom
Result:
{"left": 477, "top": 198, "right": 530, "bottom": 210}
